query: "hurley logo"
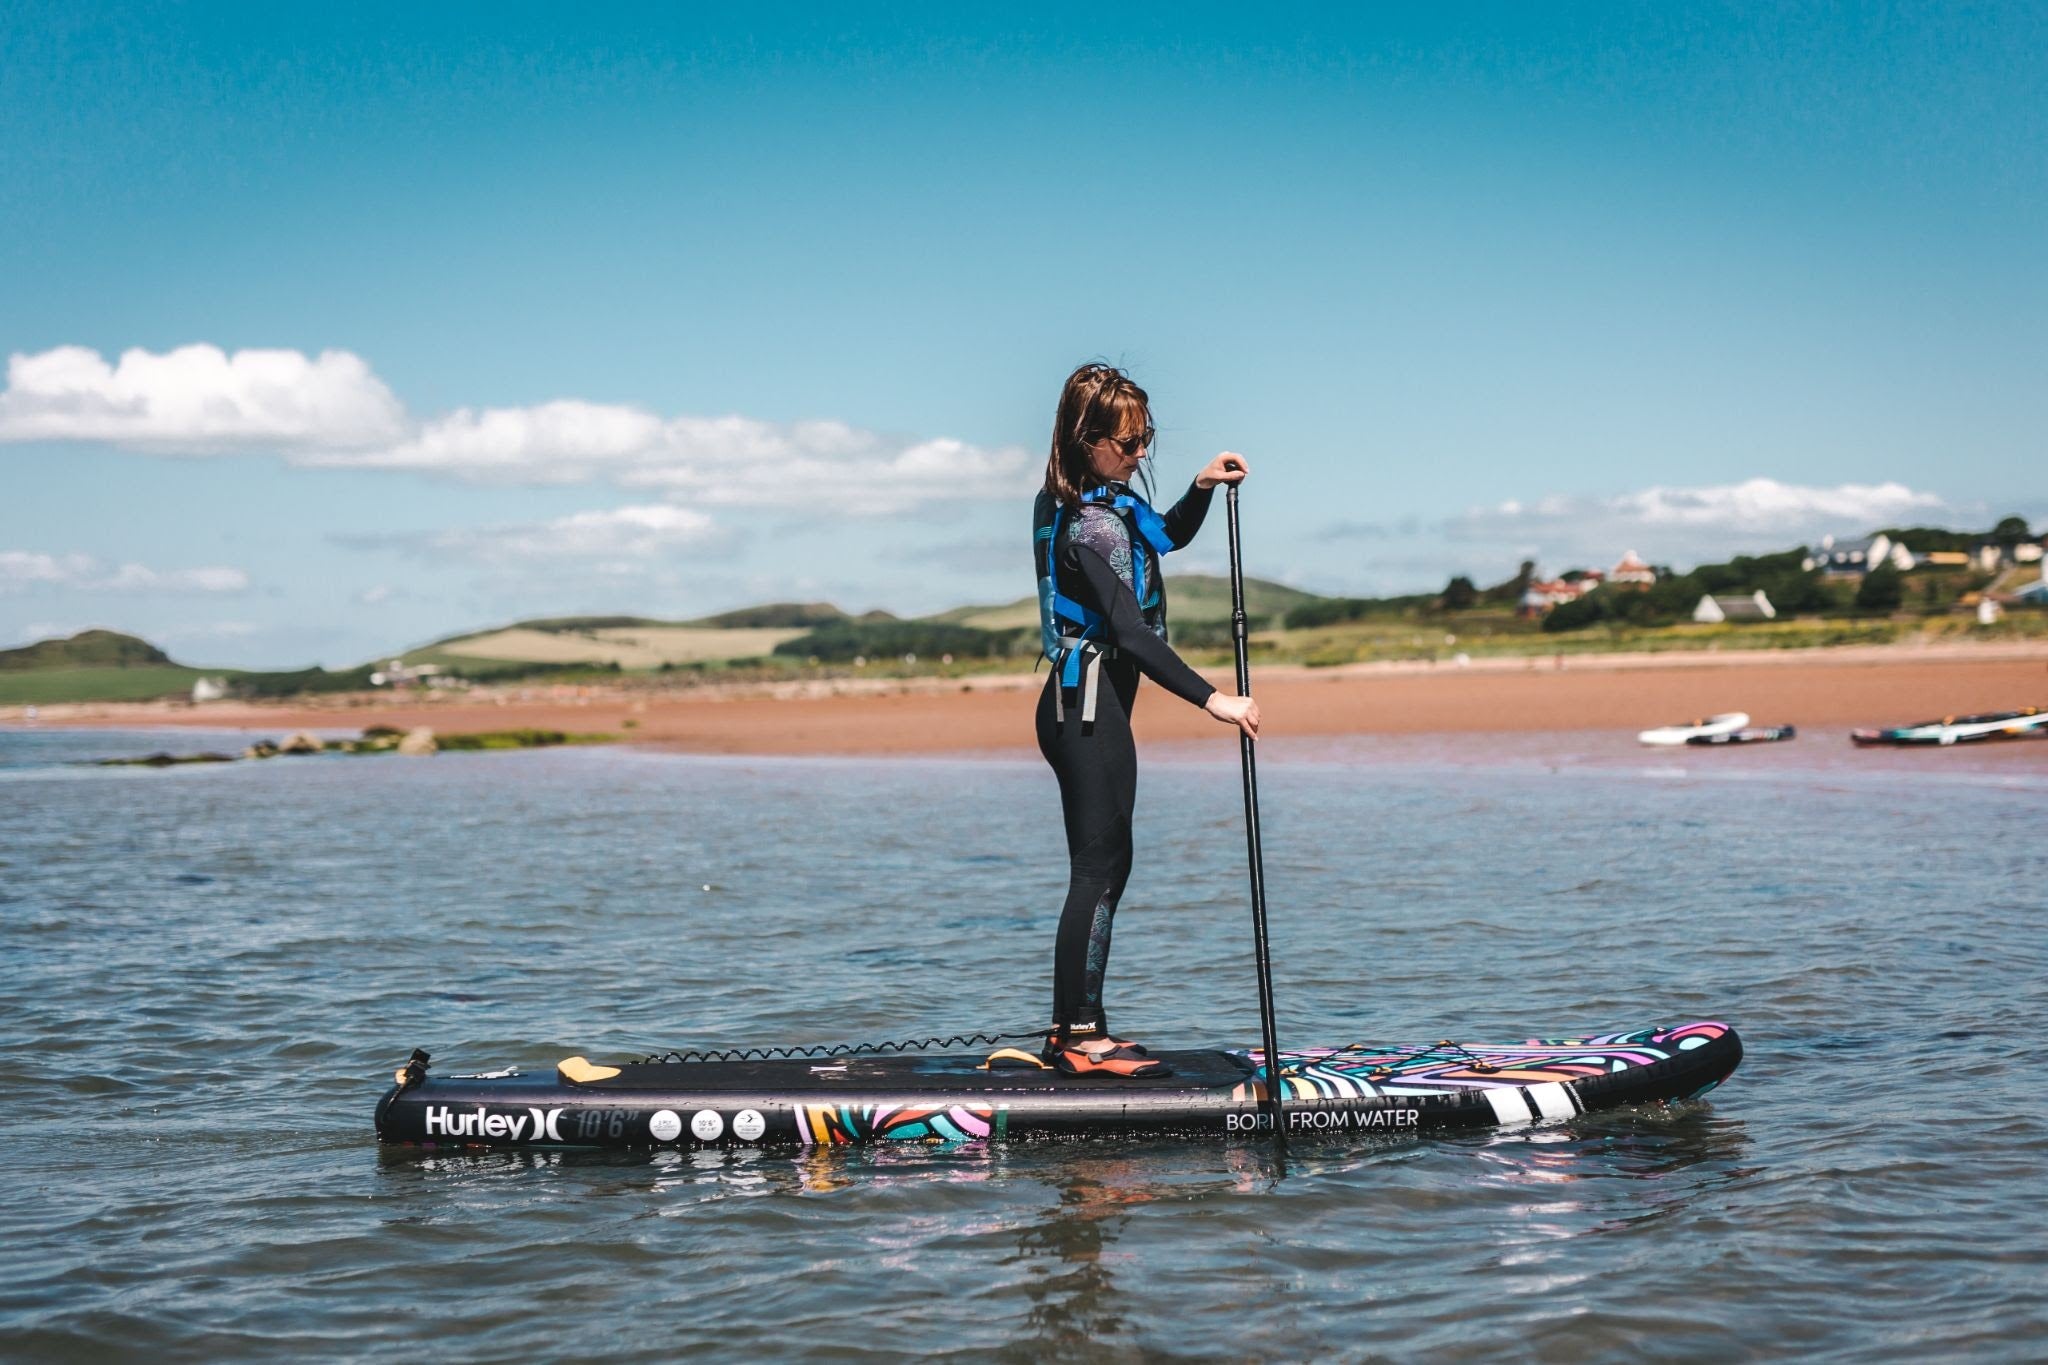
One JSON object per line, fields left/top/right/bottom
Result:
{"left": 424, "top": 1106, "right": 563, "bottom": 1141}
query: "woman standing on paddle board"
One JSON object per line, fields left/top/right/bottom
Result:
{"left": 1032, "top": 363, "right": 1257, "bottom": 1078}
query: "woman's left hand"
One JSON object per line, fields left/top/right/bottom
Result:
{"left": 1195, "top": 452, "right": 1250, "bottom": 489}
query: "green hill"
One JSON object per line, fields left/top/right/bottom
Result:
{"left": 931, "top": 574, "right": 1322, "bottom": 631}
{"left": 0, "top": 630, "right": 207, "bottom": 704}
{"left": 501, "top": 614, "right": 669, "bottom": 634}
{"left": 0, "top": 629, "right": 173, "bottom": 670}
{"left": 687, "top": 602, "right": 847, "bottom": 629}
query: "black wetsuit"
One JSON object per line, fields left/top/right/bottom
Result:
{"left": 1035, "top": 479, "right": 1218, "bottom": 1041}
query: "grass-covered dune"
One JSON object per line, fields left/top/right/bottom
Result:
{"left": 0, "top": 630, "right": 205, "bottom": 704}
{"left": 0, "top": 630, "right": 371, "bottom": 706}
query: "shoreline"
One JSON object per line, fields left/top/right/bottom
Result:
{"left": 9, "top": 641, "right": 2046, "bottom": 757}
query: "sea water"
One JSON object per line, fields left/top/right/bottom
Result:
{"left": 0, "top": 725, "right": 2043, "bottom": 1360}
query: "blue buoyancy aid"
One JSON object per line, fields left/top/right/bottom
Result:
{"left": 1033, "top": 484, "right": 1181, "bottom": 727}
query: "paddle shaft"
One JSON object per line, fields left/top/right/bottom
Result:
{"left": 1225, "top": 484, "right": 1287, "bottom": 1161}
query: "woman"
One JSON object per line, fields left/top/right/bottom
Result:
{"left": 1032, "top": 363, "right": 1258, "bottom": 1079}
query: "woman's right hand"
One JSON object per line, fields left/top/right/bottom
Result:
{"left": 1205, "top": 691, "right": 1261, "bottom": 739}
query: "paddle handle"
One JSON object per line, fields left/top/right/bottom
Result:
{"left": 1226, "top": 484, "right": 1287, "bottom": 1163}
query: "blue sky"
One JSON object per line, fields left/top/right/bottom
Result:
{"left": 3, "top": 3, "right": 2042, "bottom": 666}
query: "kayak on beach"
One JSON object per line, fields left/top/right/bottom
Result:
{"left": 1686, "top": 724, "right": 1796, "bottom": 746}
{"left": 374, "top": 1019, "right": 1742, "bottom": 1148}
{"left": 1851, "top": 707, "right": 2048, "bottom": 747}
{"left": 1638, "top": 712, "right": 1749, "bottom": 745}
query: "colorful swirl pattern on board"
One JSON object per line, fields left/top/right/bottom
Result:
{"left": 1232, "top": 1022, "right": 1731, "bottom": 1103}
{"left": 798, "top": 1101, "right": 1000, "bottom": 1146}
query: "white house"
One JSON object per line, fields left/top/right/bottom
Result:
{"left": 190, "top": 676, "right": 229, "bottom": 703}
{"left": 1694, "top": 591, "right": 1778, "bottom": 624}
{"left": 369, "top": 659, "right": 444, "bottom": 688}
{"left": 1609, "top": 549, "right": 1657, "bottom": 586}
{"left": 1804, "top": 534, "right": 1913, "bottom": 576}
{"left": 1967, "top": 536, "right": 2046, "bottom": 571}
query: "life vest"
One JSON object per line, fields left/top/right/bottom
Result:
{"left": 1033, "top": 484, "right": 1180, "bottom": 729}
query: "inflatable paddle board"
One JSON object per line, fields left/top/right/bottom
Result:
{"left": 375, "top": 1020, "right": 1741, "bottom": 1148}
{"left": 1686, "top": 724, "right": 1795, "bottom": 746}
{"left": 1638, "top": 713, "right": 1749, "bottom": 746}
{"left": 1851, "top": 708, "right": 2047, "bottom": 747}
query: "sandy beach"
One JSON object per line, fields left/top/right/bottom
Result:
{"left": 17, "top": 642, "right": 2048, "bottom": 755}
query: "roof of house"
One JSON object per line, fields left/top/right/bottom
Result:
{"left": 1702, "top": 593, "right": 1774, "bottom": 619}
{"left": 1813, "top": 536, "right": 1876, "bottom": 557}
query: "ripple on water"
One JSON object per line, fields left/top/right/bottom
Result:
{"left": 0, "top": 728, "right": 2044, "bottom": 1359}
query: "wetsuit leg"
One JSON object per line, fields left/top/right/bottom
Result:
{"left": 1036, "top": 663, "right": 1140, "bottom": 1040}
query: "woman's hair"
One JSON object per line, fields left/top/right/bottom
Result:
{"left": 1043, "top": 362, "right": 1152, "bottom": 507}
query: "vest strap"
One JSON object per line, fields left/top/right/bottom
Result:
{"left": 1051, "top": 635, "right": 1111, "bottom": 734}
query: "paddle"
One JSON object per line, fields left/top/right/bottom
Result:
{"left": 1225, "top": 483, "right": 1288, "bottom": 1166}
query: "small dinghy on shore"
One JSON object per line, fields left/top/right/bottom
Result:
{"left": 1686, "top": 724, "right": 1795, "bottom": 746}
{"left": 1638, "top": 712, "right": 1748, "bottom": 746}
{"left": 1851, "top": 708, "right": 2048, "bottom": 747}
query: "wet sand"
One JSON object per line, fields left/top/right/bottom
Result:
{"left": 17, "top": 644, "right": 2048, "bottom": 756}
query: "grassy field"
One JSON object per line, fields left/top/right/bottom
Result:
{"left": 9, "top": 578, "right": 2044, "bottom": 708}
{"left": 934, "top": 573, "right": 1319, "bottom": 631}
{"left": 0, "top": 666, "right": 209, "bottom": 705}
{"left": 423, "top": 625, "right": 809, "bottom": 670}
{"left": 1219, "top": 605, "right": 2048, "bottom": 669}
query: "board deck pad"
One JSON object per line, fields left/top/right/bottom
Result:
{"left": 376, "top": 1021, "right": 1742, "bottom": 1148}
{"left": 578, "top": 1049, "right": 1252, "bottom": 1094}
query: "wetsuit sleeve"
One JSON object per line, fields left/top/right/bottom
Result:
{"left": 1160, "top": 478, "right": 1216, "bottom": 548}
{"left": 1064, "top": 542, "right": 1218, "bottom": 708}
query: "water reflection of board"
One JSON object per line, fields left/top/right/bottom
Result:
{"left": 375, "top": 1020, "right": 1742, "bottom": 1149}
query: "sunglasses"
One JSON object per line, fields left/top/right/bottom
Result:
{"left": 1094, "top": 426, "right": 1156, "bottom": 456}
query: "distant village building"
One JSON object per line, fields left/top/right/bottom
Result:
{"left": 191, "top": 676, "right": 229, "bottom": 703}
{"left": 369, "top": 659, "right": 444, "bottom": 688}
{"left": 1608, "top": 550, "right": 1656, "bottom": 587}
{"left": 1804, "top": 533, "right": 1913, "bottom": 576}
{"left": 1693, "top": 591, "right": 1778, "bottom": 624}
{"left": 1519, "top": 577, "right": 1596, "bottom": 617}
{"left": 1965, "top": 536, "right": 2045, "bottom": 572}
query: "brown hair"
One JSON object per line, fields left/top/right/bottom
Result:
{"left": 1043, "top": 362, "right": 1152, "bottom": 508}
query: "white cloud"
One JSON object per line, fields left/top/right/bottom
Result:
{"left": 0, "top": 344, "right": 406, "bottom": 450}
{"left": 621, "top": 430, "right": 1032, "bottom": 514}
{"left": 307, "top": 400, "right": 667, "bottom": 482}
{"left": 1, "top": 344, "right": 1031, "bottom": 511}
{"left": 402, "top": 504, "right": 727, "bottom": 566}
{"left": 1443, "top": 477, "right": 1949, "bottom": 569}
{"left": 0, "top": 550, "right": 250, "bottom": 595}
{"left": 309, "top": 407, "right": 1033, "bottom": 510}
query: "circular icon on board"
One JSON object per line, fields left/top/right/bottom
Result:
{"left": 733, "top": 1109, "right": 766, "bottom": 1141}
{"left": 690, "top": 1109, "right": 725, "bottom": 1141}
{"left": 648, "top": 1109, "right": 682, "bottom": 1142}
